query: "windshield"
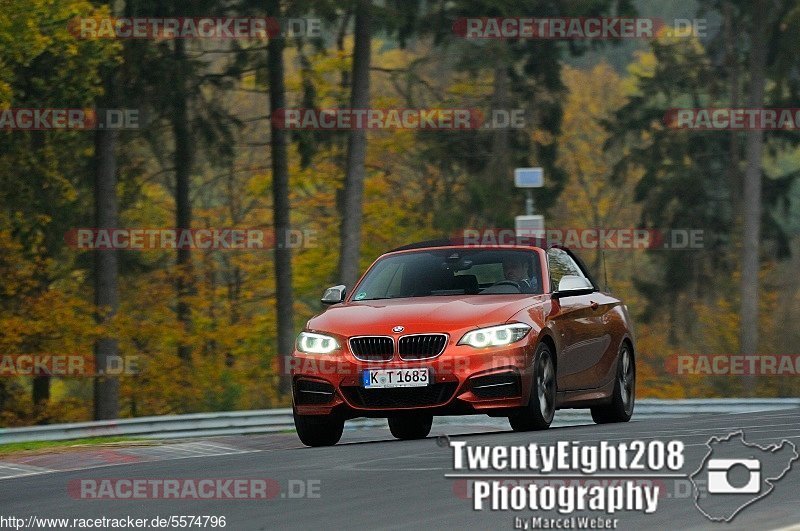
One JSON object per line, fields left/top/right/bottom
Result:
{"left": 351, "top": 248, "right": 542, "bottom": 301}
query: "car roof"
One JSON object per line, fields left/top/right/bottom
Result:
{"left": 387, "top": 239, "right": 545, "bottom": 254}
{"left": 388, "top": 239, "right": 459, "bottom": 252}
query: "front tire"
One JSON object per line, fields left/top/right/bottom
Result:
{"left": 294, "top": 410, "right": 344, "bottom": 447}
{"left": 509, "top": 342, "right": 556, "bottom": 431}
{"left": 591, "top": 342, "right": 635, "bottom": 424}
{"left": 388, "top": 414, "right": 433, "bottom": 440}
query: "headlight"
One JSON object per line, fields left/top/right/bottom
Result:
{"left": 296, "top": 332, "right": 340, "bottom": 354}
{"left": 458, "top": 323, "right": 531, "bottom": 348}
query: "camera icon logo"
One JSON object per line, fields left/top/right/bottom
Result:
{"left": 707, "top": 458, "right": 761, "bottom": 494}
{"left": 691, "top": 431, "right": 798, "bottom": 522}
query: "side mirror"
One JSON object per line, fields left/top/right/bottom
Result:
{"left": 321, "top": 285, "right": 346, "bottom": 305}
{"left": 552, "top": 275, "right": 594, "bottom": 299}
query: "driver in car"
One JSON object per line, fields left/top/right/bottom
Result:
{"left": 502, "top": 254, "right": 538, "bottom": 293}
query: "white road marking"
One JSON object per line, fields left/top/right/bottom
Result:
{"left": 0, "top": 442, "right": 258, "bottom": 480}
{"left": 0, "top": 463, "right": 54, "bottom": 479}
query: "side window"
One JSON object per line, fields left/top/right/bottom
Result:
{"left": 547, "top": 248, "right": 585, "bottom": 291}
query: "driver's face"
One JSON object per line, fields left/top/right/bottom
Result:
{"left": 503, "top": 260, "right": 527, "bottom": 282}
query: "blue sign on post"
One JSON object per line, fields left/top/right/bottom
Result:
{"left": 514, "top": 167, "right": 544, "bottom": 188}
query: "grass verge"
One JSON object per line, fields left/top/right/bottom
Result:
{"left": 0, "top": 437, "right": 146, "bottom": 456}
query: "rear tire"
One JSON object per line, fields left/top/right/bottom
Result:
{"left": 509, "top": 342, "right": 556, "bottom": 432}
{"left": 591, "top": 342, "right": 635, "bottom": 424}
{"left": 388, "top": 414, "right": 433, "bottom": 440}
{"left": 294, "top": 410, "right": 344, "bottom": 447}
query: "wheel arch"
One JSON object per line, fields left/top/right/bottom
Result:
{"left": 535, "top": 331, "right": 558, "bottom": 375}
{"left": 620, "top": 335, "right": 635, "bottom": 360}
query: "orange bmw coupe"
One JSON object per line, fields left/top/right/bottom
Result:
{"left": 291, "top": 241, "right": 636, "bottom": 446}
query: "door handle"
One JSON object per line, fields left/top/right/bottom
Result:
{"left": 590, "top": 301, "right": 599, "bottom": 310}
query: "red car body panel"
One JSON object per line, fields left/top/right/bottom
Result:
{"left": 291, "top": 245, "right": 634, "bottom": 419}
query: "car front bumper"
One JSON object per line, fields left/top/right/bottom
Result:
{"left": 291, "top": 341, "right": 535, "bottom": 418}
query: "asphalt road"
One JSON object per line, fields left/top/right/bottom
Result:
{"left": 1, "top": 408, "right": 798, "bottom": 530}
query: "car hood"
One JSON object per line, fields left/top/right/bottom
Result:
{"left": 307, "top": 295, "right": 543, "bottom": 336}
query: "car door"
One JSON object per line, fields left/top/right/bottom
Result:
{"left": 546, "top": 248, "right": 612, "bottom": 391}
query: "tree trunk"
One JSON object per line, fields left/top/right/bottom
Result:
{"left": 337, "top": 0, "right": 372, "bottom": 289}
{"left": 93, "top": 116, "right": 120, "bottom": 420}
{"left": 723, "top": 1, "right": 741, "bottom": 212}
{"left": 173, "top": 38, "right": 194, "bottom": 363}
{"left": 739, "top": 1, "right": 767, "bottom": 388}
{"left": 485, "top": 52, "right": 511, "bottom": 227}
{"left": 267, "top": 0, "right": 294, "bottom": 396}
{"left": 32, "top": 376, "right": 50, "bottom": 408}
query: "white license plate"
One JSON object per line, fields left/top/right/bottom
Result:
{"left": 362, "top": 368, "right": 430, "bottom": 389}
